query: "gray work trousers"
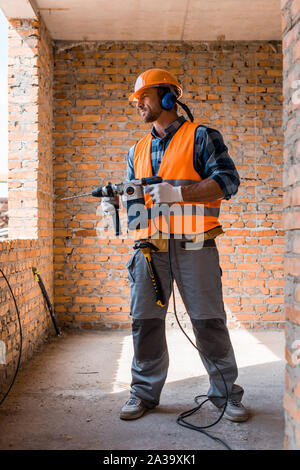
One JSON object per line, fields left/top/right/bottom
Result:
{"left": 126, "top": 239, "right": 244, "bottom": 409}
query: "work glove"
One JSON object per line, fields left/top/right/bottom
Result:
{"left": 144, "top": 182, "right": 183, "bottom": 204}
{"left": 101, "top": 196, "right": 119, "bottom": 216}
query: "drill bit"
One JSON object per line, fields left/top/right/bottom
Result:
{"left": 58, "top": 192, "right": 93, "bottom": 201}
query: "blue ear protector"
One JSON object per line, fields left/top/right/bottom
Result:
{"left": 160, "top": 89, "right": 194, "bottom": 122}
{"left": 161, "top": 91, "right": 177, "bottom": 110}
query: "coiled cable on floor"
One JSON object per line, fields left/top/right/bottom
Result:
{"left": 167, "top": 241, "right": 232, "bottom": 451}
{"left": 0, "top": 268, "right": 23, "bottom": 408}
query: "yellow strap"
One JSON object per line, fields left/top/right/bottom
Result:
{"left": 140, "top": 248, "right": 165, "bottom": 307}
{"left": 32, "top": 267, "right": 39, "bottom": 282}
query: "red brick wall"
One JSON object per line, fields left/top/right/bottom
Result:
{"left": 282, "top": 0, "right": 300, "bottom": 450}
{"left": 0, "top": 239, "right": 54, "bottom": 394}
{"left": 0, "top": 15, "right": 54, "bottom": 394}
{"left": 7, "top": 16, "right": 53, "bottom": 240}
{"left": 53, "top": 41, "right": 284, "bottom": 330}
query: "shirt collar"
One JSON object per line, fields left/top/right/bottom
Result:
{"left": 151, "top": 115, "right": 186, "bottom": 140}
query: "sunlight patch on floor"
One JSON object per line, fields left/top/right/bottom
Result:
{"left": 110, "top": 329, "right": 284, "bottom": 393}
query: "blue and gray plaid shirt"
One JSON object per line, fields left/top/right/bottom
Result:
{"left": 126, "top": 115, "right": 240, "bottom": 200}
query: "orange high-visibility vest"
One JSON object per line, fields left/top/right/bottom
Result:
{"left": 133, "top": 121, "right": 222, "bottom": 240}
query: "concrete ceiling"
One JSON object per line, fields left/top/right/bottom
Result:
{"left": 0, "top": 0, "right": 282, "bottom": 41}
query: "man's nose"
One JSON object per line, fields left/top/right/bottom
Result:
{"left": 136, "top": 98, "right": 144, "bottom": 109}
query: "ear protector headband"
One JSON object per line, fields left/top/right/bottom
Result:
{"left": 161, "top": 89, "right": 194, "bottom": 122}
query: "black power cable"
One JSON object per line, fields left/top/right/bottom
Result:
{"left": 167, "top": 241, "right": 232, "bottom": 451}
{"left": 0, "top": 267, "right": 61, "bottom": 408}
{"left": 0, "top": 268, "right": 23, "bottom": 408}
{"left": 32, "top": 268, "right": 61, "bottom": 336}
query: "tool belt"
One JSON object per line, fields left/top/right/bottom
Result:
{"left": 132, "top": 226, "right": 223, "bottom": 308}
{"left": 135, "top": 225, "right": 224, "bottom": 252}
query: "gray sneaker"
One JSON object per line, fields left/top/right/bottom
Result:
{"left": 120, "top": 397, "right": 148, "bottom": 420}
{"left": 222, "top": 400, "right": 249, "bottom": 422}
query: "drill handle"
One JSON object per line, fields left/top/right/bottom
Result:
{"left": 112, "top": 207, "right": 120, "bottom": 236}
{"left": 141, "top": 176, "right": 162, "bottom": 186}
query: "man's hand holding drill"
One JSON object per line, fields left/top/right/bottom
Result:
{"left": 101, "top": 195, "right": 119, "bottom": 216}
{"left": 145, "top": 182, "right": 183, "bottom": 204}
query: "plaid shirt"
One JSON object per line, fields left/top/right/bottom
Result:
{"left": 126, "top": 115, "right": 240, "bottom": 200}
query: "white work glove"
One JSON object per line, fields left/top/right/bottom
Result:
{"left": 101, "top": 196, "right": 118, "bottom": 216}
{"left": 144, "top": 182, "right": 183, "bottom": 204}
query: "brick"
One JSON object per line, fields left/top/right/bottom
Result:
{"left": 285, "top": 256, "right": 300, "bottom": 277}
{"left": 285, "top": 304, "right": 300, "bottom": 326}
{"left": 47, "top": 39, "right": 285, "bottom": 335}
{"left": 1, "top": 15, "right": 56, "bottom": 391}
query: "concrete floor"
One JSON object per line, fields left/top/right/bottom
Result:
{"left": 0, "top": 326, "right": 285, "bottom": 451}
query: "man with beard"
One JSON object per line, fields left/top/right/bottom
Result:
{"left": 102, "top": 68, "right": 249, "bottom": 423}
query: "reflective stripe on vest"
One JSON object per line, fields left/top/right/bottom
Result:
{"left": 133, "top": 121, "right": 222, "bottom": 240}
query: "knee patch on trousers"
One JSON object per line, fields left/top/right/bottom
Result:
{"left": 191, "top": 318, "right": 231, "bottom": 362}
{"left": 132, "top": 318, "right": 167, "bottom": 362}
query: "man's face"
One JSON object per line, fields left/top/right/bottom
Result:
{"left": 136, "top": 87, "right": 163, "bottom": 123}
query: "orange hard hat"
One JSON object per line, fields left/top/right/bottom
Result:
{"left": 129, "top": 68, "right": 183, "bottom": 101}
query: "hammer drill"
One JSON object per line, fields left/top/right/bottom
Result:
{"left": 59, "top": 176, "right": 162, "bottom": 236}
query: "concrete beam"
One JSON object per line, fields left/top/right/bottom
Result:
{"left": 5, "top": 0, "right": 280, "bottom": 41}
{"left": 0, "top": 0, "right": 37, "bottom": 19}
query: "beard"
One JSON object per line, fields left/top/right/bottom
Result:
{"left": 138, "top": 105, "right": 162, "bottom": 123}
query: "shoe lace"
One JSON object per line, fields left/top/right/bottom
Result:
{"left": 228, "top": 399, "right": 243, "bottom": 408}
{"left": 126, "top": 397, "right": 141, "bottom": 406}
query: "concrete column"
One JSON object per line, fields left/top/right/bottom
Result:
{"left": 282, "top": 0, "right": 300, "bottom": 450}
